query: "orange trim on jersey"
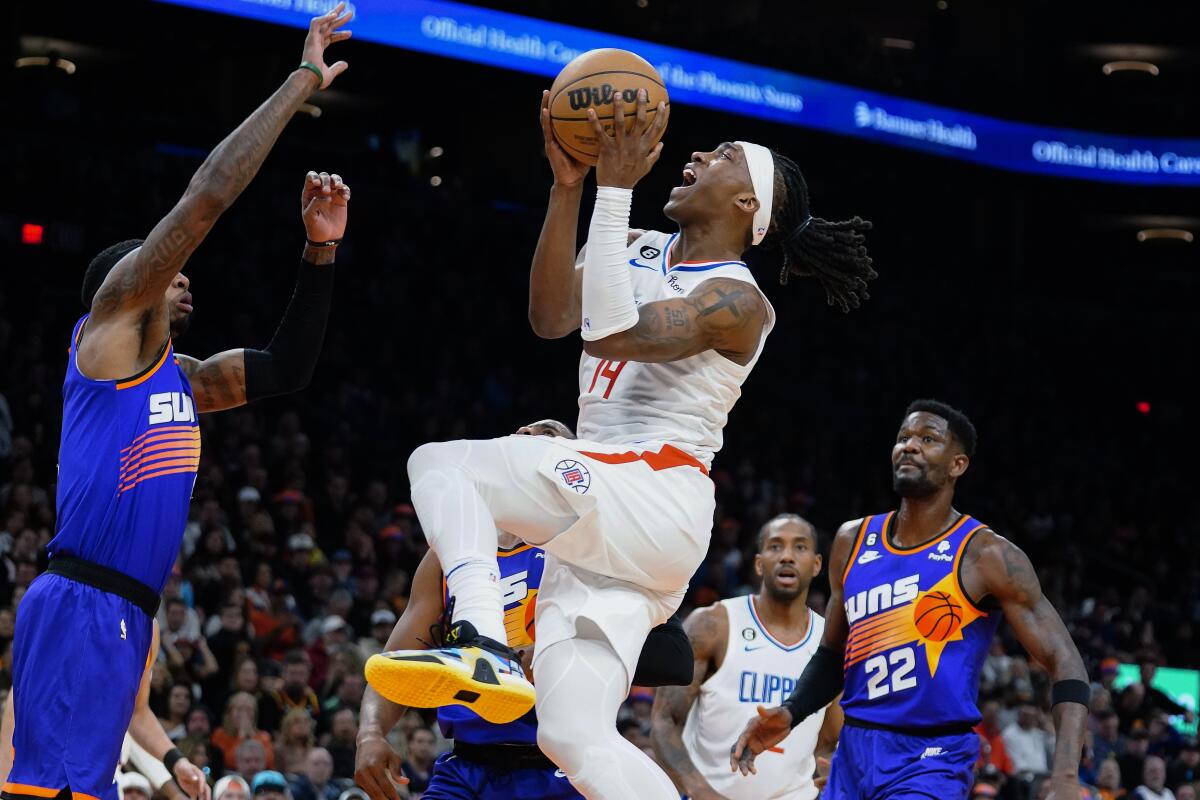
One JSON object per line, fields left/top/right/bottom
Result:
{"left": 119, "top": 463, "right": 201, "bottom": 493}
{"left": 841, "top": 517, "right": 871, "bottom": 585}
{"left": 120, "top": 451, "right": 202, "bottom": 484}
{"left": 115, "top": 341, "right": 172, "bottom": 390}
{"left": 846, "top": 604, "right": 910, "bottom": 642}
{"left": 576, "top": 443, "right": 709, "bottom": 476}
{"left": 121, "top": 436, "right": 201, "bottom": 466}
{"left": 121, "top": 424, "right": 197, "bottom": 453}
{"left": 952, "top": 522, "right": 990, "bottom": 614}
{"left": 881, "top": 512, "right": 970, "bottom": 556}
{"left": 498, "top": 544, "right": 534, "bottom": 558}
{"left": 3, "top": 782, "right": 100, "bottom": 800}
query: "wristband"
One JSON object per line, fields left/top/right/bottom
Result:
{"left": 298, "top": 61, "right": 324, "bottom": 87}
{"left": 1051, "top": 679, "right": 1091, "bottom": 708}
{"left": 163, "top": 746, "right": 185, "bottom": 774}
{"left": 305, "top": 238, "right": 342, "bottom": 248}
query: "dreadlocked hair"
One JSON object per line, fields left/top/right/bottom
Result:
{"left": 761, "top": 151, "right": 877, "bottom": 312}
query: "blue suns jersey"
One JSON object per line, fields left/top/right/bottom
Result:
{"left": 50, "top": 315, "right": 200, "bottom": 593}
{"left": 841, "top": 512, "right": 999, "bottom": 728}
{"left": 438, "top": 544, "right": 545, "bottom": 745}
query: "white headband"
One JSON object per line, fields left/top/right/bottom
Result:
{"left": 736, "top": 141, "right": 775, "bottom": 246}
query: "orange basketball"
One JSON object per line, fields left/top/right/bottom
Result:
{"left": 913, "top": 591, "right": 964, "bottom": 642}
{"left": 549, "top": 48, "right": 670, "bottom": 166}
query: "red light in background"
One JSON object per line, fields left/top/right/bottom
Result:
{"left": 1136, "top": 401, "right": 1151, "bottom": 415}
{"left": 21, "top": 223, "right": 44, "bottom": 245}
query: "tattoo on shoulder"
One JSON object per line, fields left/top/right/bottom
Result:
{"left": 690, "top": 280, "right": 763, "bottom": 332}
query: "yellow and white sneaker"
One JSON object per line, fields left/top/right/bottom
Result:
{"left": 364, "top": 620, "right": 535, "bottom": 724}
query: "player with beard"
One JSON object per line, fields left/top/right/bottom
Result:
{"left": 732, "top": 400, "right": 1088, "bottom": 800}
{"left": 5, "top": 8, "right": 351, "bottom": 798}
{"left": 651, "top": 514, "right": 842, "bottom": 800}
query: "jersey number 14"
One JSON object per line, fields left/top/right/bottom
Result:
{"left": 587, "top": 360, "right": 627, "bottom": 399}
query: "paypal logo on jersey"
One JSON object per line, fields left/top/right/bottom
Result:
{"left": 844, "top": 574, "right": 920, "bottom": 623}
{"left": 928, "top": 540, "right": 954, "bottom": 562}
{"left": 739, "top": 671, "right": 797, "bottom": 705}
{"left": 148, "top": 392, "right": 195, "bottom": 425}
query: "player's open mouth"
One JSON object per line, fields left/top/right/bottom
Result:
{"left": 176, "top": 294, "right": 194, "bottom": 313}
{"left": 895, "top": 462, "right": 921, "bottom": 473}
{"left": 681, "top": 165, "right": 697, "bottom": 186}
{"left": 776, "top": 567, "right": 798, "bottom": 583}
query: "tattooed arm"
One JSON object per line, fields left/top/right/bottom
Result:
{"left": 582, "top": 277, "right": 768, "bottom": 365}
{"left": 175, "top": 171, "right": 348, "bottom": 413}
{"left": 80, "top": 6, "right": 351, "bottom": 381}
{"left": 650, "top": 604, "right": 731, "bottom": 800}
{"left": 963, "top": 530, "right": 1087, "bottom": 800}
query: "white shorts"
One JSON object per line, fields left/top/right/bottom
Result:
{"left": 524, "top": 437, "right": 715, "bottom": 684}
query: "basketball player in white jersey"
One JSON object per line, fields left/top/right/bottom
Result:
{"left": 365, "top": 90, "right": 875, "bottom": 800}
{"left": 651, "top": 514, "right": 843, "bottom": 800}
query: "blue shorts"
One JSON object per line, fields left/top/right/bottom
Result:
{"left": 824, "top": 723, "right": 978, "bottom": 800}
{"left": 5, "top": 574, "right": 154, "bottom": 800}
{"left": 423, "top": 752, "right": 582, "bottom": 800}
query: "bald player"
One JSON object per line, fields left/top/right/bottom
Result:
{"left": 652, "top": 514, "right": 841, "bottom": 799}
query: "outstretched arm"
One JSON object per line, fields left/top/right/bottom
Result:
{"left": 731, "top": 519, "right": 859, "bottom": 775}
{"left": 966, "top": 531, "right": 1087, "bottom": 800}
{"left": 651, "top": 604, "right": 730, "bottom": 799}
{"left": 80, "top": 5, "right": 351, "bottom": 380}
{"left": 355, "top": 553, "right": 443, "bottom": 800}
{"left": 177, "top": 171, "right": 349, "bottom": 413}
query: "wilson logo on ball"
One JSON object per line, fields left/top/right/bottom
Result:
{"left": 566, "top": 84, "right": 641, "bottom": 111}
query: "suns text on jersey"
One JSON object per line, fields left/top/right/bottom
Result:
{"left": 844, "top": 573, "right": 919, "bottom": 623}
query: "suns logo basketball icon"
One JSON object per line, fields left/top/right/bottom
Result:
{"left": 913, "top": 591, "right": 964, "bottom": 642}
{"left": 554, "top": 460, "right": 591, "bottom": 494}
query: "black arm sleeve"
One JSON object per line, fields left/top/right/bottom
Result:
{"left": 630, "top": 615, "right": 693, "bottom": 687}
{"left": 244, "top": 259, "right": 335, "bottom": 401}
{"left": 781, "top": 645, "right": 844, "bottom": 728}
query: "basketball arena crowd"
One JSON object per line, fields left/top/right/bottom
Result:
{"left": 3, "top": 58, "right": 1198, "bottom": 800}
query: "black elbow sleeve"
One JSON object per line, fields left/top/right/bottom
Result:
{"left": 244, "top": 259, "right": 334, "bottom": 402}
{"left": 781, "top": 645, "right": 844, "bottom": 728}
{"left": 632, "top": 615, "right": 694, "bottom": 687}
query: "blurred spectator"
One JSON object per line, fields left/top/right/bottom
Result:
{"left": 275, "top": 707, "right": 316, "bottom": 774}
{"left": 1135, "top": 755, "right": 1174, "bottom": 800}
{"left": 976, "top": 699, "right": 1015, "bottom": 776}
{"left": 264, "top": 651, "right": 320, "bottom": 734}
{"left": 1096, "top": 758, "right": 1127, "bottom": 800}
{"left": 160, "top": 683, "right": 192, "bottom": 742}
{"left": 359, "top": 609, "right": 396, "bottom": 655}
{"left": 1123, "top": 730, "right": 1153, "bottom": 791}
{"left": 1123, "top": 655, "right": 1195, "bottom": 731}
{"left": 213, "top": 692, "right": 276, "bottom": 771}
{"left": 214, "top": 775, "right": 251, "bottom": 800}
{"left": 251, "top": 771, "right": 292, "bottom": 800}
{"left": 1176, "top": 787, "right": 1196, "bottom": 800}
{"left": 1095, "top": 711, "right": 1127, "bottom": 766}
{"left": 1003, "top": 705, "right": 1053, "bottom": 775}
{"left": 1169, "top": 739, "right": 1200, "bottom": 790}
{"left": 179, "top": 734, "right": 222, "bottom": 777}
{"left": 290, "top": 748, "right": 340, "bottom": 800}
{"left": 322, "top": 708, "right": 357, "bottom": 780}
{"left": 401, "top": 727, "right": 437, "bottom": 795}
{"left": 118, "top": 770, "right": 153, "bottom": 800}
{"left": 235, "top": 739, "right": 269, "bottom": 782}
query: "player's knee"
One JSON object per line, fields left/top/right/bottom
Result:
{"left": 537, "top": 716, "right": 585, "bottom": 772}
{"left": 407, "top": 440, "right": 458, "bottom": 481}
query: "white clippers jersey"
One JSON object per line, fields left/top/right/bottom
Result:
{"left": 576, "top": 230, "right": 776, "bottom": 469}
{"left": 683, "top": 597, "right": 827, "bottom": 800}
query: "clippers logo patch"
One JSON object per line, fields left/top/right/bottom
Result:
{"left": 640, "top": 245, "right": 661, "bottom": 259}
{"left": 554, "top": 460, "right": 591, "bottom": 494}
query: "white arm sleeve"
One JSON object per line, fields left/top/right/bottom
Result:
{"left": 580, "top": 186, "right": 638, "bottom": 341}
{"left": 122, "top": 733, "right": 173, "bottom": 789}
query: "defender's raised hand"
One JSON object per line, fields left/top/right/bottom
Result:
{"left": 302, "top": 2, "right": 353, "bottom": 90}
{"left": 589, "top": 88, "right": 669, "bottom": 189}
{"left": 302, "top": 171, "right": 351, "bottom": 243}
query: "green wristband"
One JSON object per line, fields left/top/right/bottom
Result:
{"left": 298, "top": 61, "right": 323, "bottom": 87}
